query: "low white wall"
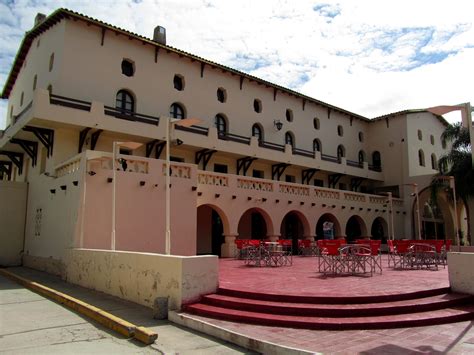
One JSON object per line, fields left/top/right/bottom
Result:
{"left": 448, "top": 252, "right": 474, "bottom": 295}
{"left": 64, "top": 249, "right": 218, "bottom": 310}
{"left": 0, "top": 181, "right": 27, "bottom": 266}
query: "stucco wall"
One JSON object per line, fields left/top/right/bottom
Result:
{"left": 448, "top": 252, "right": 474, "bottom": 295}
{"left": 0, "top": 181, "right": 27, "bottom": 266}
{"left": 64, "top": 248, "right": 218, "bottom": 310}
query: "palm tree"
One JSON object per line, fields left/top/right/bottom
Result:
{"left": 431, "top": 122, "right": 473, "bottom": 244}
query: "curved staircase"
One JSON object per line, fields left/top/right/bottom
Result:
{"left": 184, "top": 287, "right": 474, "bottom": 330}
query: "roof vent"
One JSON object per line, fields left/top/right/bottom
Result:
{"left": 34, "top": 13, "right": 46, "bottom": 27}
{"left": 153, "top": 26, "right": 166, "bottom": 45}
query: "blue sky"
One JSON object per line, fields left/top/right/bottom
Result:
{"left": 1, "top": 0, "right": 473, "bottom": 128}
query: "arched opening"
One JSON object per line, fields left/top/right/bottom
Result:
{"left": 252, "top": 123, "right": 264, "bottom": 142}
{"left": 371, "top": 217, "right": 388, "bottom": 244}
{"left": 285, "top": 131, "right": 294, "bottom": 147}
{"left": 237, "top": 208, "right": 270, "bottom": 240}
{"left": 316, "top": 213, "right": 341, "bottom": 240}
{"left": 169, "top": 102, "right": 185, "bottom": 119}
{"left": 116, "top": 89, "right": 134, "bottom": 113}
{"left": 196, "top": 205, "right": 227, "bottom": 256}
{"left": 337, "top": 145, "right": 345, "bottom": 162}
{"left": 280, "top": 211, "right": 306, "bottom": 251}
{"left": 372, "top": 151, "right": 381, "bottom": 170}
{"left": 215, "top": 114, "right": 227, "bottom": 135}
{"left": 345, "top": 215, "right": 367, "bottom": 243}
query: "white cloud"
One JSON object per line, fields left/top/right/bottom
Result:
{"left": 1, "top": 0, "right": 473, "bottom": 128}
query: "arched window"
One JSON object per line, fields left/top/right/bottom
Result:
{"left": 286, "top": 109, "right": 293, "bottom": 122}
{"left": 285, "top": 131, "right": 294, "bottom": 147}
{"left": 169, "top": 102, "right": 185, "bottom": 119}
{"left": 337, "top": 125, "right": 343, "bottom": 137}
{"left": 253, "top": 99, "right": 262, "bottom": 113}
{"left": 358, "top": 150, "right": 365, "bottom": 164}
{"left": 372, "top": 151, "right": 381, "bottom": 170}
{"left": 173, "top": 74, "right": 184, "bottom": 91}
{"left": 358, "top": 132, "right": 364, "bottom": 142}
{"left": 252, "top": 124, "right": 263, "bottom": 142}
{"left": 313, "top": 139, "right": 321, "bottom": 153}
{"left": 418, "top": 149, "right": 425, "bottom": 166}
{"left": 215, "top": 114, "right": 227, "bottom": 135}
{"left": 337, "top": 145, "right": 345, "bottom": 161}
{"left": 116, "top": 90, "right": 134, "bottom": 113}
{"left": 217, "top": 88, "right": 226, "bottom": 103}
{"left": 313, "top": 117, "right": 320, "bottom": 130}
{"left": 431, "top": 153, "right": 437, "bottom": 170}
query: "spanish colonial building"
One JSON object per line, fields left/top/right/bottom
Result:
{"left": 0, "top": 9, "right": 468, "bottom": 270}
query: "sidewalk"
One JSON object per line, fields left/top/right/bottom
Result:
{"left": 0, "top": 267, "right": 254, "bottom": 354}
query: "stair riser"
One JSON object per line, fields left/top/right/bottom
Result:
{"left": 186, "top": 306, "right": 474, "bottom": 330}
{"left": 202, "top": 296, "right": 474, "bottom": 318}
{"left": 217, "top": 287, "right": 452, "bottom": 304}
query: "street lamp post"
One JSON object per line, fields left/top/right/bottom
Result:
{"left": 164, "top": 116, "right": 201, "bottom": 255}
{"left": 435, "top": 175, "right": 460, "bottom": 250}
{"left": 404, "top": 183, "right": 421, "bottom": 240}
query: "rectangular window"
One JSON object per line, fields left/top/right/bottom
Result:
{"left": 314, "top": 179, "right": 324, "bottom": 187}
{"left": 214, "top": 164, "right": 228, "bottom": 173}
{"left": 170, "top": 156, "right": 184, "bottom": 163}
{"left": 252, "top": 169, "right": 264, "bottom": 179}
{"left": 285, "top": 175, "right": 295, "bottom": 183}
{"left": 119, "top": 148, "right": 131, "bottom": 155}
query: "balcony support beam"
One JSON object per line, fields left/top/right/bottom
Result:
{"left": 10, "top": 138, "right": 37, "bottom": 167}
{"left": 0, "top": 161, "right": 12, "bottom": 180}
{"left": 146, "top": 140, "right": 166, "bottom": 159}
{"left": 90, "top": 129, "right": 103, "bottom": 151}
{"left": 272, "top": 163, "right": 290, "bottom": 180}
{"left": 236, "top": 156, "right": 257, "bottom": 176}
{"left": 78, "top": 127, "right": 91, "bottom": 153}
{"left": 328, "top": 173, "right": 344, "bottom": 189}
{"left": 23, "top": 126, "right": 54, "bottom": 157}
{"left": 302, "top": 168, "right": 319, "bottom": 185}
{"left": 0, "top": 151, "right": 24, "bottom": 175}
{"left": 195, "top": 149, "right": 217, "bottom": 171}
{"left": 351, "top": 177, "right": 365, "bottom": 192}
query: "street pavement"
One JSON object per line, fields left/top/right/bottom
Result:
{"left": 0, "top": 268, "right": 255, "bottom": 354}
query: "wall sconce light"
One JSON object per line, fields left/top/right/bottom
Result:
{"left": 87, "top": 171, "right": 96, "bottom": 176}
{"left": 191, "top": 186, "right": 197, "bottom": 191}
{"left": 50, "top": 189, "right": 56, "bottom": 194}
{"left": 140, "top": 181, "right": 146, "bottom": 186}
{"left": 273, "top": 120, "right": 283, "bottom": 131}
{"left": 73, "top": 181, "right": 78, "bottom": 186}
{"left": 215, "top": 193, "right": 220, "bottom": 198}
{"left": 60, "top": 185, "right": 67, "bottom": 191}
{"left": 117, "top": 158, "right": 128, "bottom": 171}
{"left": 107, "top": 177, "right": 113, "bottom": 183}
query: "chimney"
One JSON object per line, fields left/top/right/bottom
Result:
{"left": 153, "top": 26, "right": 166, "bottom": 45}
{"left": 34, "top": 13, "right": 46, "bottom": 27}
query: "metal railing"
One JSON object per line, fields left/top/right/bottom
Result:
{"left": 104, "top": 106, "right": 159, "bottom": 126}
{"left": 50, "top": 94, "right": 91, "bottom": 111}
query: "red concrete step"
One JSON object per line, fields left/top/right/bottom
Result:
{"left": 217, "top": 286, "right": 452, "bottom": 304}
{"left": 201, "top": 293, "right": 474, "bottom": 317}
{"left": 184, "top": 303, "right": 474, "bottom": 330}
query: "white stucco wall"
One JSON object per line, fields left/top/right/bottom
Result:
{"left": 0, "top": 181, "right": 27, "bottom": 266}
{"left": 448, "top": 252, "right": 474, "bottom": 295}
{"left": 65, "top": 248, "right": 218, "bottom": 310}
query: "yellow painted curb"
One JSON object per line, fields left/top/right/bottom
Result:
{"left": 0, "top": 268, "right": 158, "bottom": 344}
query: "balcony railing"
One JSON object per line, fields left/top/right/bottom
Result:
{"left": 258, "top": 140, "right": 285, "bottom": 152}
{"left": 175, "top": 125, "right": 209, "bottom": 135}
{"left": 369, "top": 164, "right": 382, "bottom": 172}
{"left": 347, "top": 159, "right": 363, "bottom": 168}
{"left": 321, "top": 153, "right": 339, "bottom": 163}
{"left": 50, "top": 94, "right": 91, "bottom": 111}
{"left": 218, "top": 131, "right": 251, "bottom": 145}
{"left": 293, "top": 148, "right": 315, "bottom": 158}
{"left": 104, "top": 106, "right": 160, "bottom": 126}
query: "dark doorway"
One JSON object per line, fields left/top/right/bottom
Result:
{"left": 281, "top": 212, "right": 303, "bottom": 252}
{"left": 251, "top": 212, "right": 267, "bottom": 238}
{"left": 211, "top": 210, "right": 224, "bottom": 256}
{"left": 346, "top": 216, "right": 363, "bottom": 243}
{"left": 371, "top": 217, "right": 387, "bottom": 244}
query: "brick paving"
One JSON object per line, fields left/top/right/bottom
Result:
{"left": 184, "top": 255, "right": 474, "bottom": 353}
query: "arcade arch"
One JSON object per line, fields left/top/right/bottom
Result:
{"left": 315, "top": 213, "right": 341, "bottom": 240}
{"left": 345, "top": 215, "right": 368, "bottom": 243}
{"left": 196, "top": 204, "right": 229, "bottom": 256}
